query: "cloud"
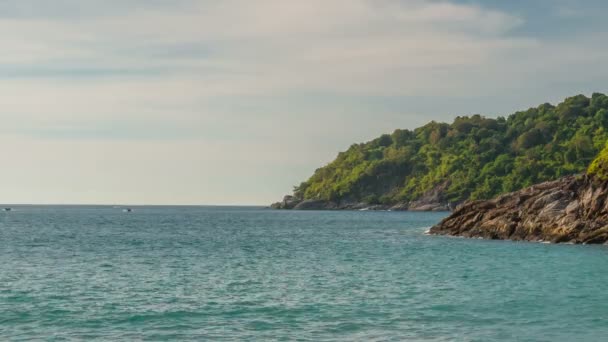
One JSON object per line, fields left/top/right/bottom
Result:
{"left": 3, "top": 0, "right": 562, "bottom": 110}
{"left": 0, "top": 1, "right": 527, "bottom": 80}
{"left": 0, "top": 0, "right": 606, "bottom": 203}
{"left": 0, "top": 0, "right": 536, "bottom": 131}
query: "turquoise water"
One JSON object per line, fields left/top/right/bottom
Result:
{"left": 2, "top": 206, "right": 608, "bottom": 341}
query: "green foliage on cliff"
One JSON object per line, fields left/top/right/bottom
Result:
{"left": 292, "top": 93, "right": 608, "bottom": 204}
{"left": 588, "top": 144, "right": 608, "bottom": 181}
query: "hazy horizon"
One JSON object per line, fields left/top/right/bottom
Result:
{"left": 2, "top": 0, "right": 608, "bottom": 205}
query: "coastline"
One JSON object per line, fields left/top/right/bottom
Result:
{"left": 270, "top": 196, "right": 453, "bottom": 212}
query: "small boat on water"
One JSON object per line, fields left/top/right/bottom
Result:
{"left": 123, "top": 208, "right": 133, "bottom": 213}
{"left": 3, "top": 208, "right": 12, "bottom": 211}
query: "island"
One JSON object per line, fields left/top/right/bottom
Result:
{"left": 273, "top": 93, "right": 608, "bottom": 211}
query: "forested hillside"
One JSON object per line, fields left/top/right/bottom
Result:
{"left": 274, "top": 93, "right": 608, "bottom": 210}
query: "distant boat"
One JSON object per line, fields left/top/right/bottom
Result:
{"left": 3, "top": 208, "right": 12, "bottom": 211}
{"left": 123, "top": 208, "right": 133, "bottom": 213}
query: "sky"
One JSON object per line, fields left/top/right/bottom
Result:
{"left": 1, "top": 0, "right": 607, "bottom": 205}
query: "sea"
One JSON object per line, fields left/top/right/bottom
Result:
{"left": 1, "top": 206, "right": 608, "bottom": 341}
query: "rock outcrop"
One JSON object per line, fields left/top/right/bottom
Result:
{"left": 429, "top": 175, "right": 608, "bottom": 244}
{"left": 270, "top": 198, "right": 450, "bottom": 211}
{"left": 270, "top": 181, "right": 453, "bottom": 211}
{"left": 406, "top": 180, "right": 452, "bottom": 211}
{"left": 270, "top": 198, "right": 392, "bottom": 211}
{"left": 270, "top": 195, "right": 301, "bottom": 209}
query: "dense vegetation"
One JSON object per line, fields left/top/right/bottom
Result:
{"left": 588, "top": 143, "right": 608, "bottom": 182}
{"left": 290, "top": 93, "right": 608, "bottom": 206}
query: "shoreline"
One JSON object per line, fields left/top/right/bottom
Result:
{"left": 270, "top": 197, "right": 453, "bottom": 212}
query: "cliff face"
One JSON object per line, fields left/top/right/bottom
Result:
{"left": 429, "top": 175, "right": 608, "bottom": 244}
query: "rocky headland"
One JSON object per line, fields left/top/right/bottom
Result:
{"left": 429, "top": 174, "right": 608, "bottom": 244}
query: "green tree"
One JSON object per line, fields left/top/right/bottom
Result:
{"left": 284, "top": 93, "right": 608, "bottom": 207}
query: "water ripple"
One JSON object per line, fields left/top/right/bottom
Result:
{"left": 1, "top": 206, "right": 608, "bottom": 340}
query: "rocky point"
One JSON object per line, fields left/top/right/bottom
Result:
{"left": 430, "top": 174, "right": 608, "bottom": 244}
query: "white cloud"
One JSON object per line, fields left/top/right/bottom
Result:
{"left": 0, "top": 0, "right": 606, "bottom": 203}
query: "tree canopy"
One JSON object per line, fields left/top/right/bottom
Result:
{"left": 588, "top": 142, "right": 608, "bottom": 182}
{"left": 291, "top": 93, "right": 608, "bottom": 205}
